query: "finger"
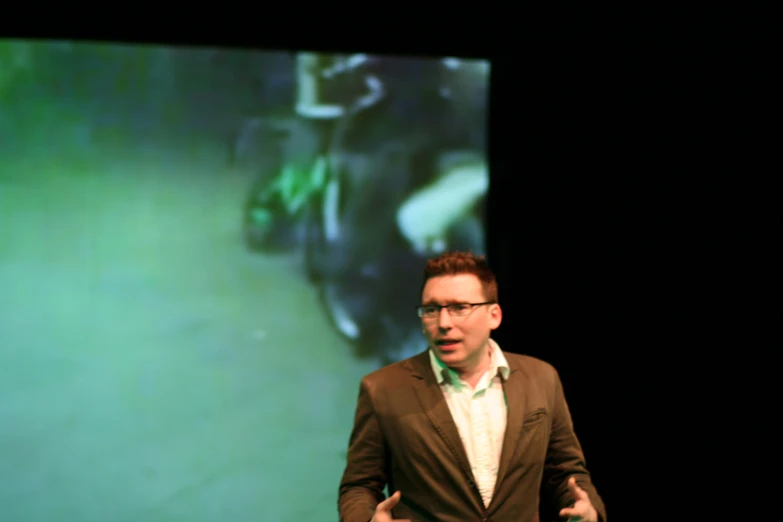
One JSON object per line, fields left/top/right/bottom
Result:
{"left": 376, "top": 490, "right": 401, "bottom": 511}
{"left": 560, "top": 507, "right": 578, "bottom": 517}
{"left": 568, "top": 477, "right": 589, "bottom": 500}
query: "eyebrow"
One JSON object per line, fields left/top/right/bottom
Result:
{"left": 421, "top": 299, "right": 470, "bottom": 306}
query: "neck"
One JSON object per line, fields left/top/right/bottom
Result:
{"left": 452, "top": 341, "right": 492, "bottom": 382}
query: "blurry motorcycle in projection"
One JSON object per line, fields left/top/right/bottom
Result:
{"left": 238, "top": 53, "right": 489, "bottom": 365}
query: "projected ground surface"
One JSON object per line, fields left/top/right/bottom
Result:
{"left": 0, "top": 40, "right": 489, "bottom": 521}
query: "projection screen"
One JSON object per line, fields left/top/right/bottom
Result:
{"left": 0, "top": 39, "right": 490, "bottom": 521}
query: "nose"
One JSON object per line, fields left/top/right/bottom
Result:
{"left": 437, "top": 308, "right": 454, "bottom": 330}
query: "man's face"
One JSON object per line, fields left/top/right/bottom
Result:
{"left": 420, "top": 274, "right": 502, "bottom": 369}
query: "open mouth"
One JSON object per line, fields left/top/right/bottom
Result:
{"left": 436, "top": 339, "right": 461, "bottom": 350}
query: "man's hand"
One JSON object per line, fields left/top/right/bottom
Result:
{"left": 371, "top": 491, "right": 412, "bottom": 522}
{"left": 559, "top": 477, "right": 599, "bottom": 522}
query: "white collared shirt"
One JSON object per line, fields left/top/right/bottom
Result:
{"left": 429, "top": 338, "right": 510, "bottom": 508}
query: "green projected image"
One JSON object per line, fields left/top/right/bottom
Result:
{"left": 0, "top": 40, "right": 489, "bottom": 521}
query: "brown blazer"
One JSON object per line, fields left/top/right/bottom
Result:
{"left": 338, "top": 349, "right": 606, "bottom": 522}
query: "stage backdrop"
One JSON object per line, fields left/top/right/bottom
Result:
{"left": 0, "top": 40, "right": 490, "bottom": 521}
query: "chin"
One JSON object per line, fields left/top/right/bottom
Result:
{"left": 434, "top": 347, "right": 467, "bottom": 364}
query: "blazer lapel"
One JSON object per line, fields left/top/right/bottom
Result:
{"left": 494, "top": 363, "right": 526, "bottom": 491}
{"left": 408, "top": 353, "right": 477, "bottom": 487}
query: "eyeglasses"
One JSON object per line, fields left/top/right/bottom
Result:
{"left": 416, "top": 302, "right": 495, "bottom": 318}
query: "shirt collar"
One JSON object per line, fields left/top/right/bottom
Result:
{"left": 429, "top": 338, "right": 510, "bottom": 385}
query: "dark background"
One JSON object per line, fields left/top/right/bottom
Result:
{"left": 3, "top": 24, "right": 743, "bottom": 521}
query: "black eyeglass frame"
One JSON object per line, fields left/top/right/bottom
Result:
{"left": 415, "top": 301, "right": 496, "bottom": 318}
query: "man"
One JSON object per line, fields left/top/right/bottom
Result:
{"left": 338, "top": 251, "right": 606, "bottom": 522}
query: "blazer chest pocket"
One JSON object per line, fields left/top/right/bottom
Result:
{"left": 522, "top": 407, "right": 547, "bottom": 429}
{"left": 512, "top": 407, "right": 549, "bottom": 466}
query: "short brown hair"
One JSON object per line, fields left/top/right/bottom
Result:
{"left": 421, "top": 251, "right": 498, "bottom": 302}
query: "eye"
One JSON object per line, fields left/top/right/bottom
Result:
{"left": 449, "top": 304, "right": 470, "bottom": 312}
{"left": 423, "top": 306, "right": 439, "bottom": 315}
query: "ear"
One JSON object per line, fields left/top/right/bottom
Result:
{"left": 489, "top": 303, "right": 502, "bottom": 330}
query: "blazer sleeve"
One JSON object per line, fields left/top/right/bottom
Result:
{"left": 338, "top": 376, "right": 389, "bottom": 522}
{"left": 542, "top": 369, "right": 608, "bottom": 522}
